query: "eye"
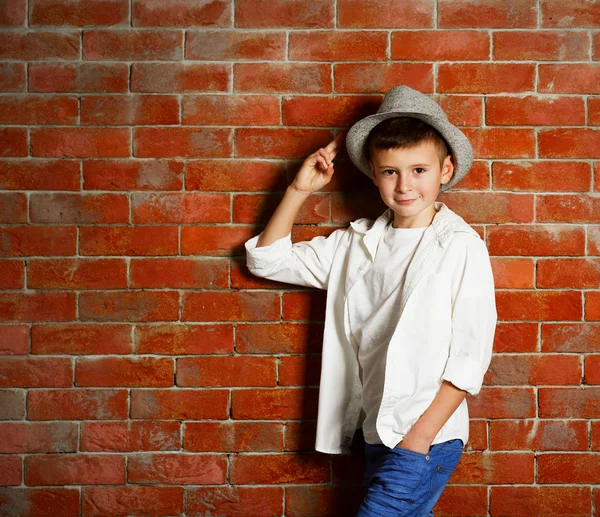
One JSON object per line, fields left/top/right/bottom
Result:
{"left": 382, "top": 169, "right": 396, "bottom": 175}
{"left": 414, "top": 168, "right": 426, "bottom": 174}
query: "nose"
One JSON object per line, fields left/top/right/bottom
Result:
{"left": 395, "top": 172, "right": 412, "bottom": 192}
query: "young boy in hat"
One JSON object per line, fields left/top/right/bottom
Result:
{"left": 244, "top": 85, "right": 497, "bottom": 516}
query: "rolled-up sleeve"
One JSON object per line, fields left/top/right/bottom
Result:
{"left": 244, "top": 228, "right": 348, "bottom": 290}
{"left": 441, "top": 234, "right": 497, "bottom": 396}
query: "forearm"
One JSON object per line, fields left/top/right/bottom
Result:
{"left": 400, "top": 380, "right": 467, "bottom": 449}
{"left": 256, "top": 185, "right": 310, "bottom": 248}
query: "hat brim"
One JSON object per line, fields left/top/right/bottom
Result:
{"left": 346, "top": 111, "right": 473, "bottom": 193}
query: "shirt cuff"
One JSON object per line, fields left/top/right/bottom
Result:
{"left": 244, "top": 231, "right": 292, "bottom": 271}
{"left": 441, "top": 354, "right": 484, "bottom": 396}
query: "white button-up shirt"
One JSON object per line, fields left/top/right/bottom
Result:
{"left": 244, "top": 201, "right": 497, "bottom": 454}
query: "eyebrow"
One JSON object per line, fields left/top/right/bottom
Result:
{"left": 376, "top": 163, "right": 431, "bottom": 168}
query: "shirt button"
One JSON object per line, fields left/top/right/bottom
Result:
{"left": 426, "top": 455, "right": 430, "bottom": 460}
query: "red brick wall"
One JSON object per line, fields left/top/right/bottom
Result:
{"left": 1, "top": 0, "right": 599, "bottom": 515}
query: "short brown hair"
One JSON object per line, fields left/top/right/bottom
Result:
{"left": 367, "top": 117, "right": 450, "bottom": 168}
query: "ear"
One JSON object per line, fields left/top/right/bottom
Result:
{"left": 440, "top": 154, "right": 454, "bottom": 185}
{"left": 368, "top": 159, "right": 377, "bottom": 185}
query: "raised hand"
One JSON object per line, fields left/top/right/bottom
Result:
{"left": 291, "top": 133, "right": 345, "bottom": 195}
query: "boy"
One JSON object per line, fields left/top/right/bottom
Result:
{"left": 244, "top": 85, "right": 497, "bottom": 516}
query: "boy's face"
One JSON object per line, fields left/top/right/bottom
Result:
{"left": 368, "top": 140, "right": 454, "bottom": 228}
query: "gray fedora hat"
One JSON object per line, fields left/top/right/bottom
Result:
{"left": 346, "top": 85, "right": 473, "bottom": 193}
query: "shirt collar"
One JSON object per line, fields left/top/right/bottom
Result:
{"left": 349, "top": 201, "right": 478, "bottom": 259}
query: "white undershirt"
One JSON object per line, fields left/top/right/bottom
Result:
{"left": 347, "top": 220, "right": 428, "bottom": 444}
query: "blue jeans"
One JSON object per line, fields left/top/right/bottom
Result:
{"left": 355, "top": 438, "right": 464, "bottom": 517}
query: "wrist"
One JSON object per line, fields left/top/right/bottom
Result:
{"left": 286, "top": 184, "right": 312, "bottom": 198}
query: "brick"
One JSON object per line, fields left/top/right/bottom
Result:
{"left": 134, "top": 127, "right": 232, "bottom": 158}
{"left": 0, "top": 226, "right": 76, "bottom": 257}
{"left": 231, "top": 453, "right": 329, "bottom": 484}
{"left": 490, "top": 257, "right": 534, "bottom": 288}
{"left": 537, "top": 258, "right": 600, "bottom": 288}
{"left": 434, "top": 486, "right": 488, "bottom": 516}
{"left": 541, "top": 0, "right": 600, "bottom": 27}
{"left": 236, "top": 0, "right": 334, "bottom": 28}
{"left": 542, "top": 323, "right": 600, "bottom": 353}
{"left": 539, "top": 64, "right": 600, "bottom": 94}
{"left": 590, "top": 97, "right": 600, "bottom": 125}
{"left": 0, "top": 127, "right": 27, "bottom": 156}
{"left": 338, "top": 0, "right": 433, "bottom": 28}
{"left": 128, "top": 453, "right": 226, "bottom": 485}
{"left": 30, "top": 0, "right": 128, "bottom": 25}
{"left": 135, "top": 324, "right": 234, "bottom": 355}
{"left": 80, "top": 226, "right": 179, "bottom": 256}
{"left": 279, "top": 355, "right": 321, "bottom": 386}
{"left": 587, "top": 291, "right": 600, "bottom": 321}
{"left": 236, "top": 128, "right": 333, "bottom": 159}
{"left": 468, "top": 387, "right": 536, "bottom": 418}
{"left": 0, "top": 324, "right": 29, "bottom": 354}
{"left": 187, "top": 30, "right": 285, "bottom": 60}
{"left": 84, "top": 29, "right": 182, "bottom": 60}
{"left": 131, "top": 63, "right": 230, "bottom": 92}
{"left": 286, "top": 486, "right": 365, "bottom": 517}
{"left": 491, "top": 486, "right": 591, "bottom": 516}
{"left": 0, "top": 422, "right": 77, "bottom": 453}
{"left": 81, "top": 94, "right": 179, "bottom": 125}
{"left": 132, "top": 0, "right": 231, "bottom": 27}
{"left": 0, "top": 63, "right": 25, "bottom": 91}
{"left": 26, "top": 454, "right": 125, "bottom": 486}
{"left": 130, "top": 389, "right": 229, "bottom": 419}
{"left": 0, "top": 357, "right": 72, "bottom": 388}
{"left": 0, "top": 30, "right": 79, "bottom": 60}
{"left": 185, "top": 422, "right": 284, "bottom": 452}
{"left": 493, "top": 322, "right": 537, "bottom": 353}
{"left": 0, "top": 193, "right": 26, "bottom": 223}
{"left": 82, "top": 486, "right": 183, "bottom": 517}
{"left": 492, "top": 161, "right": 590, "bottom": 192}
{"left": 181, "top": 225, "right": 255, "bottom": 256}
{"left": 186, "top": 160, "right": 286, "bottom": 191}
{"left": 233, "top": 193, "right": 329, "bottom": 224}
{"left": 585, "top": 355, "right": 600, "bottom": 384}
{"left": 487, "top": 224, "right": 584, "bottom": 256}
{"left": 484, "top": 354, "right": 581, "bottom": 386}
{"left": 183, "top": 291, "right": 280, "bottom": 322}
{"left": 282, "top": 95, "right": 380, "bottom": 127}
{"left": 32, "top": 323, "right": 132, "bottom": 355}
{"left": 436, "top": 94, "right": 483, "bottom": 127}
{"left": 28, "top": 258, "right": 127, "bottom": 290}
{"left": 335, "top": 63, "right": 433, "bottom": 93}
{"left": 28, "top": 389, "right": 128, "bottom": 420}
{"left": 177, "top": 356, "right": 276, "bottom": 387}
{"left": 131, "top": 192, "right": 230, "bottom": 223}
{"left": 283, "top": 291, "right": 327, "bottom": 321}
{"left": 0, "top": 389, "right": 25, "bottom": 419}
{"left": 453, "top": 452, "right": 534, "bottom": 484}
{"left": 234, "top": 63, "right": 332, "bottom": 93}
{"left": 392, "top": 30, "right": 489, "bottom": 60}
{"left": 29, "top": 62, "right": 129, "bottom": 93}
{"left": 290, "top": 31, "right": 387, "bottom": 61}
{"left": 231, "top": 387, "right": 319, "bottom": 419}
{"left": 496, "top": 290, "right": 581, "bottom": 321}
{"left": 84, "top": 159, "right": 183, "bottom": 191}
{"left": 538, "top": 453, "right": 600, "bottom": 484}
{"left": 486, "top": 96, "right": 585, "bottom": 126}
{"left": 80, "top": 291, "right": 179, "bottom": 322}
{"left": 438, "top": 63, "right": 535, "bottom": 93}
{"left": 0, "top": 488, "right": 80, "bottom": 517}
{"left": 539, "top": 128, "right": 600, "bottom": 158}
{"left": 493, "top": 30, "right": 589, "bottom": 60}
{"left": 188, "top": 487, "right": 284, "bottom": 516}
{"left": 32, "top": 127, "right": 130, "bottom": 158}
{"left": 76, "top": 357, "right": 174, "bottom": 387}
{"left": 460, "top": 128, "right": 536, "bottom": 158}
{"left": 2, "top": 456, "right": 24, "bottom": 484}
{"left": 182, "top": 95, "right": 280, "bottom": 125}
{"left": 539, "top": 387, "right": 600, "bottom": 418}
{"left": 2, "top": 257, "right": 30, "bottom": 285}
{"left": 439, "top": 192, "right": 534, "bottom": 223}
{"left": 0, "top": 160, "right": 80, "bottom": 190}
{"left": 593, "top": 422, "right": 600, "bottom": 450}
{"left": 284, "top": 422, "right": 317, "bottom": 452}
{"left": 490, "top": 419, "right": 588, "bottom": 451}
{"left": 590, "top": 224, "right": 600, "bottom": 255}
{"left": 81, "top": 420, "right": 180, "bottom": 452}
{"left": 30, "top": 193, "right": 129, "bottom": 224}
{"left": 537, "top": 194, "right": 600, "bottom": 223}
{"left": 0, "top": 94, "right": 78, "bottom": 124}
{"left": 0, "top": 0, "right": 25, "bottom": 26}
{"left": 236, "top": 323, "right": 324, "bottom": 354}
{"left": 438, "top": 0, "right": 537, "bottom": 28}
{"left": 131, "top": 258, "right": 227, "bottom": 289}
{"left": 0, "top": 292, "right": 76, "bottom": 323}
